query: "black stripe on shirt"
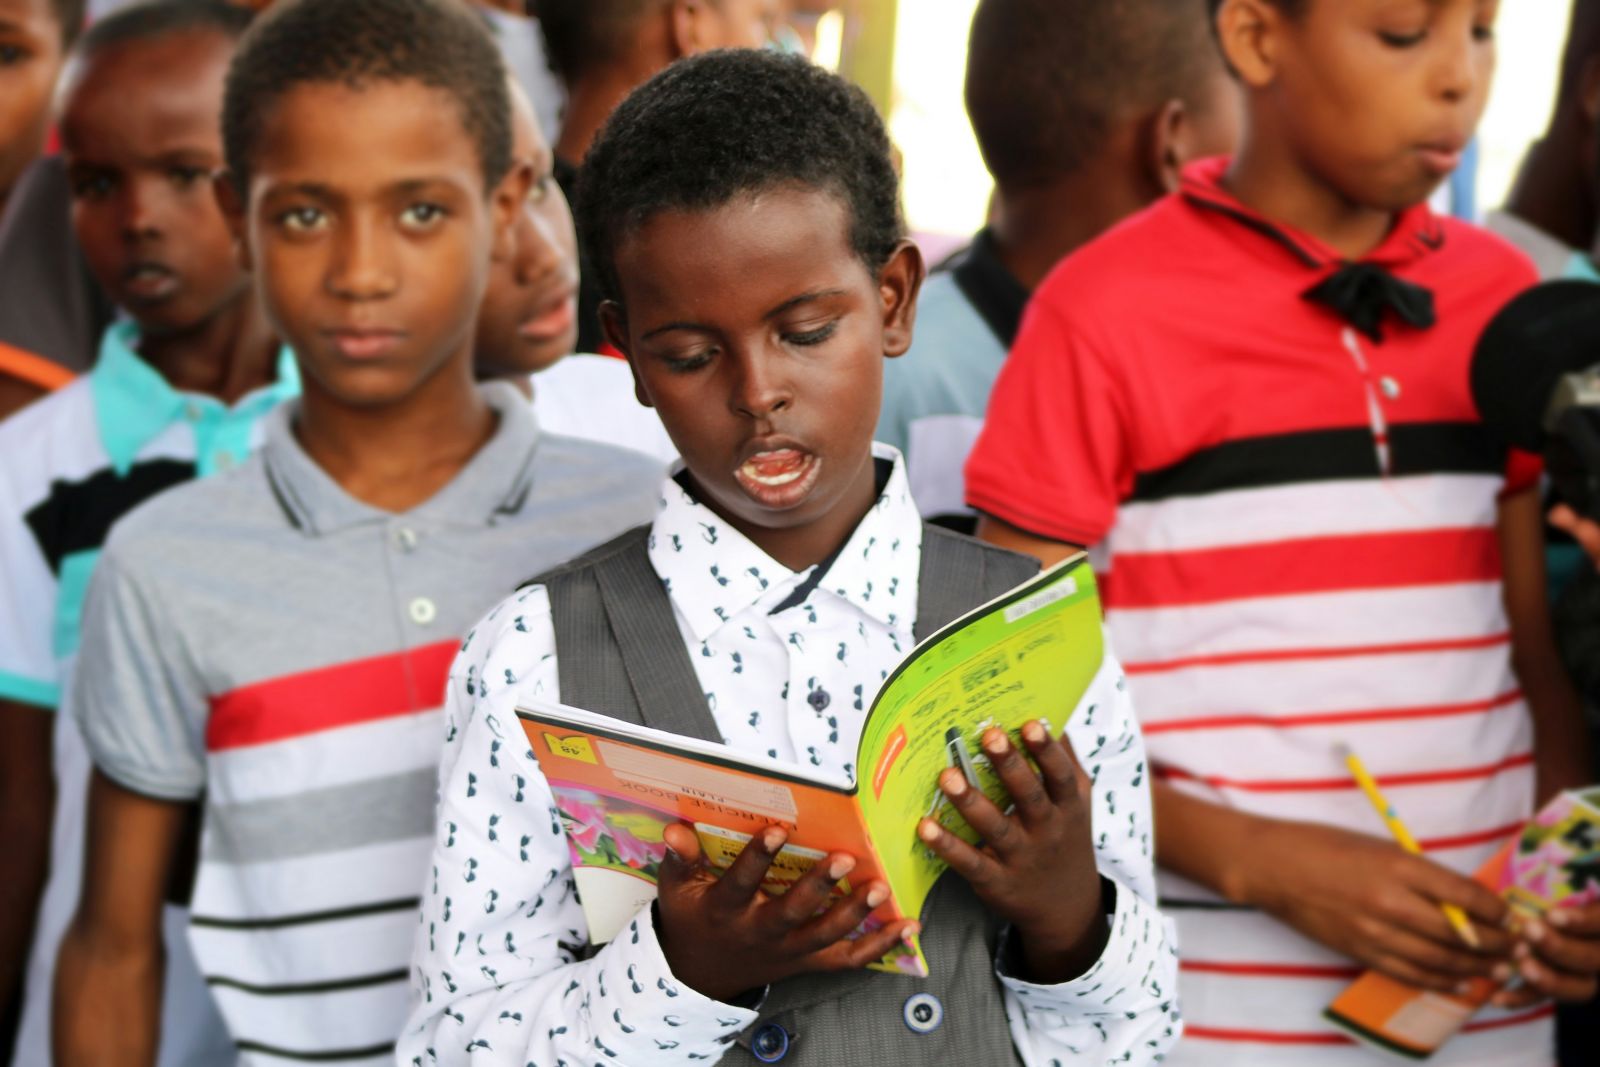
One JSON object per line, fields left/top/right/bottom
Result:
{"left": 1129, "top": 422, "right": 1504, "bottom": 504}
{"left": 23, "top": 458, "right": 195, "bottom": 574}
{"left": 232, "top": 1038, "right": 394, "bottom": 1063}
{"left": 205, "top": 968, "right": 408, "bottom": 997}
{"left": 190, "top": 896, "right": 421, "bottom": 931}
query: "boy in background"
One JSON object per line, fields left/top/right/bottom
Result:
{"left": 55, "top": 0, "right": 658, "bottom": 1062}
{"left": 534, "top": 0, "right": 772, "bottom": 353}
{"left": 967, "top": 0, "right": 1600, "bottom": 1063}
{"left": 0, "top": 0, "right": 87, "bottom": 419}
{"left": 0, "top": 4, "right": 285, "bottom": 1065}
{"left": 405, "top": 49, "right": 1178, "bottom": 1067}
{"left": 877, "top": 0, "right": 1238, "bottom": 527}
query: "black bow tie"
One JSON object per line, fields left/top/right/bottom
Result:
{"left": 1302, "top": 262, "right": 1436, "bottom": 343}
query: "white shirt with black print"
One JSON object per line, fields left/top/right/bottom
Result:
{"left": 401, "top": 445, "right": 1180, "bottom": 1066}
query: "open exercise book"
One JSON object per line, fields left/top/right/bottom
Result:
{"left": 516, "top": 553, "right": 1103, "bottom": 977}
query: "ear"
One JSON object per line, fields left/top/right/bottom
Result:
{"left": 1145, "top": 98, "right": 1190, "bottom": 196}
{"left": 489, "top": 160, "right": 534, "bottom": 265}
{"left": 667, "top": 0, "right": 715, "bottom": 57}
{"left": 599, "top": 299, "right": 654, "bottom": 408}
{"left": 213, "top": 170, "right": 253, "bottom": 273}
{"left": 1215, "top": 0, "right": 1280, "bottom": 90}
{"left": 877, "top": 240, "right": 925, "bottom": 360}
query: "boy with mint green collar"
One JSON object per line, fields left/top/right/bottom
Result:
{"left": 0, "top": 5, "right": 289, "bottom": 1066}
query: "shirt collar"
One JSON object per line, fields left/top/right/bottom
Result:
{"left": 945, "top": 227, "right": 1029, "bottom": 346}
{"left": 262, "top": 380, "right": 541, "bottom": 536}
{"left": 647, "top": 444, "right": 923, "bottom": 644}
{"left": 1179, "top": 156, "right": 1447, "bottom": 271}
{"left": 90, "top": 321, "right": 301, "bottom": 475}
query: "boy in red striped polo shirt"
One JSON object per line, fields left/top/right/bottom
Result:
{"left": 966, "top": 1, "right": 1600, "bottom": 1063}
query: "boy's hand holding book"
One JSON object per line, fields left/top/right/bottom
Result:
{"left": 915, "top": 721, "right": 1110, "bottom": 985}
{"left": 654, "top": 823, "right": 919, "bottom": 1002}
{"left": 1486, "top": 903, "right": 1600, "bottom": 1008}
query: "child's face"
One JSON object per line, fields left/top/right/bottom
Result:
{"left": 604, "top": 187, "right": 919, "bottom": 547}
{"left": 235, "top": 79, "right": 524, "bottom": 408}
{"left": 474, "top": 84, "right": 579, "bottom": 377}
{"left": 1236, "top": 0, "right": 1498, "bottom": 211}
{"left": 62, "top": 31, "right": 247, "bottom": 336}
{"left": 0, "top": 0, "right": 66, "bottom": 205}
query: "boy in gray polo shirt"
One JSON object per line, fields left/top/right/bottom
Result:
{"left": 56, "top": 2, "right": 660, "bottom": 1064}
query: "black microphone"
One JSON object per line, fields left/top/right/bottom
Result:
{"left": 1472, "top": 279, "right": 1600, "bottom": 516}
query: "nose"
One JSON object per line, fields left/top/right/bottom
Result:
{"left": 326, "top": 212, "right": 398, "bottom": 302}
{"left": 512, "top": 204, "right": 567, "bottom": 289}
{"left": 730, "top": 347, "right": 792, "bottom": 421}
{"left": 1433, "top": 20, "right": 1483, "bottom": 104}
{"left": 119, "top": 175, "right": 165, "bottom": 243}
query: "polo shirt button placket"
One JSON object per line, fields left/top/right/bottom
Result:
{"left": 394, "top": 526, "right": 419, "bottom": 554}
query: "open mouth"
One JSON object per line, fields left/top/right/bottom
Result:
{"left": 734, "top": 448, "right": 822, "bottom": 508}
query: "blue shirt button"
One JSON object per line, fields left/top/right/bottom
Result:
{"left": 751, "top": 1022, "right": 790, "bottom": 1062}
{"left": 904, "top": 992, "right": 943, "bottom": 1034}
{"left": 807, "top": 688, "right": 830, "bottom": 711}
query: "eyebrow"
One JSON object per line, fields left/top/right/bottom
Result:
{"left": 640, "top": 288, "right": 848, "bottom": 341}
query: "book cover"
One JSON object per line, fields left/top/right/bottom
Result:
{"left": 518, "top": 554, "right": 1104, "bottom": 976}
{"left": 1323, "top": 786, "right": 1600, "bottom": 1059}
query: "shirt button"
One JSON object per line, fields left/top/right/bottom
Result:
{"left": 807, "top": 688, "right": 830, "bottom": 712}
{"left": 408, "top": 597, "right": 436, "bottom": 625}
{"left": 1379, "top": 376, "right": 1401, "bottom": 400}
{"left": 903, "top": 992, "right": 943, "bottom": 1034}
{"left": 394, "top": 527, "right": 419, "bottom": 552}
{"left": 750, "top": 1023, "right": 790, "bottom": 1062}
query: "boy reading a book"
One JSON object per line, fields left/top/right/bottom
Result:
{"left": 56, "top": 0, "right": 660, "bottom": 1061}
{"left": 966, "top": 0, "right": 1600, "bottom": 1062}
{"left": 404, "top": 49, "right": 1178, "bottom": 1067}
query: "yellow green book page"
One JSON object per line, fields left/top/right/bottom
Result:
{"left": 856, "top": 558, "right": 1104, "bottom": 926}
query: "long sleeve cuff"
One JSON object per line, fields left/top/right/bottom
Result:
{"left": 583, "top": 903, "right": 762, "bottom": 1062}
{"left": 996, "top": 877, "right": 1177, "bottom": 1025}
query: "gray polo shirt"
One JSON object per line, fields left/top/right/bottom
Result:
{"left": 71, "top": 381, "right": 661, "bottom": 1066}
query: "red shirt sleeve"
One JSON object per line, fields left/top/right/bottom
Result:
{"left": 964, "top": 296, "right": 1133, "bottom": 546}
{"left": 1502, "top": 447, "right": 1542, "bottom": 498}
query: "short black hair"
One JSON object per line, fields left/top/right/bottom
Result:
{"left": 969, "top": 0, "right": 1222, "bottom": 188}
{"left": 1559, "top": 1, "right": 1600, "bottom": 109}
{"left": 77, "top": 0, "right": 253, "bottom": 60}
{"left": 222, "top": 0, "right": 511, "bottom": 195}
{"left": 1205, "top": 0, "right": 1304, "bottom": 20}
{"left": 48, "top": 0, "right": 87, "bottom": 45}
{"left": 532, "top": 0, "right": 653, "bottom": 87}
{"left": 578, "top": 49, "right": 903, "bottom": 306}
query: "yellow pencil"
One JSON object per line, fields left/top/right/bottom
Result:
{"left": 1336, "top": 744, "right": 1481, "bottom": 950}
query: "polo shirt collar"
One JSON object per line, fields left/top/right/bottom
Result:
{"left": 1179, "top": 156, "right": 1447, "bottom": 271}
{"left": 262, "top": 380, "right": 540, "bottom": 536}
{"left": 946, "top": 227, "right": 1029, "bottom": 346}
{"left": 647, "top": 444, "right": 923, "bottom": 644}
{"left": 90, "top": 321, "right": 300, "bottom": 476}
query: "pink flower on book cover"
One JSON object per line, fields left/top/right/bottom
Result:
{"left": 558, "top": 794, "right": 608, "bottom": 855}
{"left": 612, "top": 825, "right": 667, "bottom": 869}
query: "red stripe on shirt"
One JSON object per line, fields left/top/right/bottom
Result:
{"left": 1154, "top": 751, "right": 1532, "bottom": 793}
{"left": 1106, "top": 528, "right": 1501, "bottom": 609}
{"left": 1124, "top": 632, "right": 1510, "bottom": 676}
{"left": 1142, "top": 689, "right": 1523, "bottom": 735}
{"left": 1417, "top": 821, "right": 1523, "bottom": 852}
{"left": 1183, "top": 1004, "right": 1552, "bottom": 1045}
{"left": 206, "top": 640, "right": 458, "bottom": 751}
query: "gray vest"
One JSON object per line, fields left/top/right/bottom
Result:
{"left": 539, "top": 523, "right": 1038, "bottom": 1066}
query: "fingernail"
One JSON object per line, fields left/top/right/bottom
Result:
{"left": 866, "top": 885, "right": 888, "bottom": 907}
{"left": 1548, "top": 909, "right": 1569, "bottom": 928}
{"left": 1521, "top": 959, "right": 1541, "bottom": 980}
{"left": 828, "top": 855, "right": 855, "bottom": 880}
{"left": 942, "top": 769, "right": 968, "bottom": 796}
{"left": 1525, "top": 920, "right": 1545, "bottom": 943}
{"left": 901, "top": 923, "right": 921, "bottom": 943}
{"left": 1022, "top": 720, "right": 1044, "bottom": 744}
{"left": 1454, "top": 981, "right": 1473, "bottom": 996}
{"left": 917, "top": 819, "right": 940, "bottom": 842}
{"left": 1513, "top": 942, "right": 1531, "bottom": 961}
{"left": 982, "top": 730, "right": 1007, "bottom": 755}
{"left": 762, "top": 827, "right": 785, "bottom": 851}
{"left": 1492, "top": 963, "right": 1514, "bottom": 983}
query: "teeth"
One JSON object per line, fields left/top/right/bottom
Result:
{"left": 741, "top": 451, "right": 809, "bottom": 487}
{"left": 743, "top": 466, "right": 804, "bottom": 487}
